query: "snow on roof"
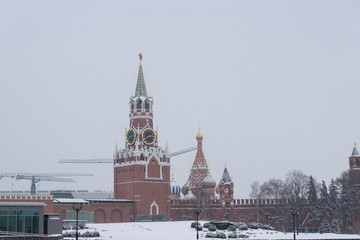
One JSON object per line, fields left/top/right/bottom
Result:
{"left": 86, "top": 199, "right": 134, "bottom": 204}
{"left": 54, "top": 198, "right": 89, "bottom": 204}
{"left": 221, "top": 167, "right": 232, "bottom": 183}
{"left": 352, "top": 147, "right": 360, "bottom": 156}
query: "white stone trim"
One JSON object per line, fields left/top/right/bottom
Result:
{"left": 129, "top": 115, "right": 152, "bottom": 120}
{"left": 144, "top": 155, "right": 168, "bottom": 180}
{"left": 114, "top": 181, "right": 170, "bottom": 185}
{"left": 150, "top": 201, "right": 159, "bottom": 215}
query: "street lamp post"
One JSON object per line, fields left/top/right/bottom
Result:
{"left": 279, "top": 217, "right": 284, "bottom": 232}
{"left": 72, "top": 203, "right": 83, "bottom": 240}
{"left": 315, "top": 215, "right": 321, "bottom": 233}
{"left": 290, "top": 209, "right": 299, "bottom": 240}
{"left": 264, "top": 212, "right": 270, "bottom": 225}
{"left": 223, "top": 212, "right": 230, "bottom": 221}
{"left": 193, "top": 206, "right": 202, "bottom": 240}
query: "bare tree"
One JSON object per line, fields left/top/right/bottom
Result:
{"left": 284, "top": 169, "right": 309, "bottom": 201}
{"left": 283, "top": 169, "right": 310, "bottom": 231}
{"left": 250, "top": 181, "right": 261, "bottom": 199}
{"left": 260, "top": 178, "right": 286, "bottom": 200}
{"left": 249, "top": 172, "right": 308, "bottom": 229}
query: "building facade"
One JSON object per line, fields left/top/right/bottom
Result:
{"left": 0, "top": 202, "right": 45, "bottom": 234}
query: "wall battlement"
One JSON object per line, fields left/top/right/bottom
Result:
{"left": 0, "top": 194, "right": 54, "bottom": 213}
{"left": 0, "top": 194, "right": 53, "bottom": 200}
{"left": 171, "top": 198, "right": 305, "bottom": 206}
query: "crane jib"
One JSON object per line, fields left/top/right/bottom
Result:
{"left": 58, "top": 146, "right": 197, "bottom": 163}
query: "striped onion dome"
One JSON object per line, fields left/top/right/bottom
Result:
{"left": 202, "top": 171, "right": 216, "bottom": 189}
{"left": 170, "top": 177, "right": 181, "bottom": 195}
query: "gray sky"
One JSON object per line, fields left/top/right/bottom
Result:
{"left": 0, "top": 1, "right": 359, "bottom": 198}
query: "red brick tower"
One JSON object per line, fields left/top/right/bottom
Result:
{"left": 349, "top": 143, "right": 360, "bottom": 170}
{"left": 113, "top": 54, "right": 171, "bottom": 220}
{"left": 218, "top": 166, "right": 234, "bottom": 206}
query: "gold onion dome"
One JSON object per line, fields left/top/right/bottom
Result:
{"left": 196, "top": 129, "right": 203, "bottom": 140}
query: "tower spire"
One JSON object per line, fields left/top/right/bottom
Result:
{"left": 135, "top": 52, "right": 148, "bottom": 97}
{"left": 220, "top": 166, "right": 232, "bottom": 183}
{"left": 352, "top": 142, "right": 359, "bottom": 157}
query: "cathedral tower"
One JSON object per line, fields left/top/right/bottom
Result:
{"left": 185, "top": 129, "right": 216, "bottom": 200}
{"left": 113, "top": 54, "right": 171, "bottom": 220}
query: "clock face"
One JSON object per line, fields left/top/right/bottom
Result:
{"left": 126, "top": 128, "right": 137, "bottom": 146}
{"left": 142, "top": 128, "right": 156, "bottom": 145}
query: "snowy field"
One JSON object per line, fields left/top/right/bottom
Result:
{"left": 63, "top": 221, "right": 360, "bottom": 240}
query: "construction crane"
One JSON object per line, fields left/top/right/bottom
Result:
{"left": 58, "top": 146, "right": 198, "bottom": 164}
{"left": 0, "top": 172, "right": 93, "bottom": 195}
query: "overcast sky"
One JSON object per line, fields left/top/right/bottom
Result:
{"left": 0, "top": 1, "right": 360, "bottom": 198}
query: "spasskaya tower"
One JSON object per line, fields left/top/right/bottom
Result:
{"left": 113, "top": 53, "right": 171, "bottom": 220}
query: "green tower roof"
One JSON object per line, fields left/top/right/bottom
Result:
{"left": 135, "top": 54, "right": 148, "bottom": 97}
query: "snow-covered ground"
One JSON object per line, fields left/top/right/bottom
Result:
{"left": 63, "top": 221, "right": 360, "bottom": 240}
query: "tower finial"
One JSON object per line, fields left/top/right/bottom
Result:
{"left": 114, "top": 142, "right": 119, "bottom": 158}
{"left": 355, "top": 142, "right": 357, "bottom": 147}
{"left": 139, "top": 52, "right": 143, "bottom": 65}
{"left": 165, "top": 139, "right": 169, "bottom": 154}
{"left": 196, "top": 125, "right": 203, "bottom": 140}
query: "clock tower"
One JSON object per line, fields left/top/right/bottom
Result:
{"left": 114, "top": 54, "right": 171, "bottom": 220}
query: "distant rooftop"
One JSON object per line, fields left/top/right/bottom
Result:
{"left": 0, "top": 190, "right": 113, "bottom": 199}
{"left": 54, "top": 198, "right": 89, "bottom": 204}
{"left": 0, "top": 202, "right": 46, "bottom": 207}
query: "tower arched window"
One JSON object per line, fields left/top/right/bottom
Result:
{"left": 356, "top": 159, "right": 359, "bottom": 166}
{"left": 137, "top": 100, "right": 142, "bottom": 109}
{"left": 145, "top": 99, "right": 150, "bottom": 110}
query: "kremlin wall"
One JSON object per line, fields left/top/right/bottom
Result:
{"left": 1, "top": 55, "right": 360, "bottom": 233}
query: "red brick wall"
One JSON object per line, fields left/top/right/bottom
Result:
{"left": 53, "top": 202, "right": 134, "bottom": 223}
{"left": 114, "top": 158, "right": 171, "bottom": 219}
